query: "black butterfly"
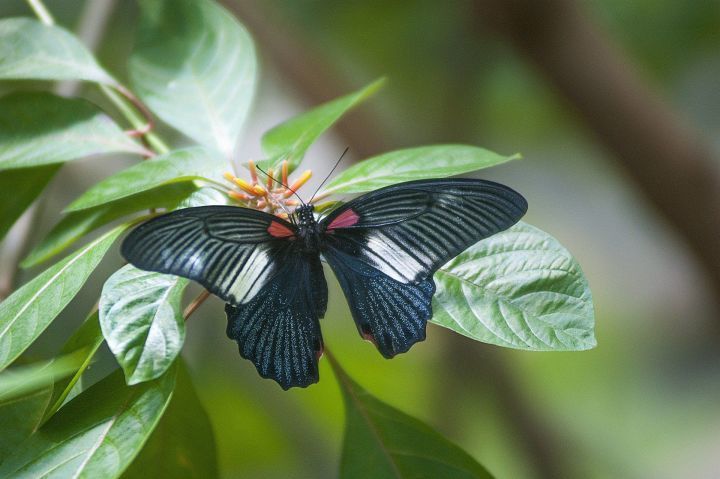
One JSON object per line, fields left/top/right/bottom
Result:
{"left": 121, "top": 178, "right": 527, "bottom": 389}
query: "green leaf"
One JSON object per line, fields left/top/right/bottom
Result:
{"left": 23, "top": 182, "right": 197, "bottom": 268}
{"left": 122, "top": 361, "right": 218, "bottom": 479}
{"left": 0, "top": 352, "right": 84, "bottom": 403}
{"left": 0, "top": 18, "right": 115, "bottom": 84}
{"left": 0, "top": 224, "right": 127, "bottom": 372}
{"left": 0, "top": 92, "right": 146, "bottom": 170}
{"left": 100, "top": 265, "right": 188, "bottom": 385}
{"left": 65, "top": 147, "right": 229, "bottom": 212}
{"left": 329, "top": 354, "right": 493, "bottom": 479}
{"left": 432, "top": 222, "right": 596, "bottom": 351}
{"left": 320, "top": 145, "right": 520, "bottom": 196}
{"left": 260, "top": 78, "right": 385, "bottom": 172}
{"left": 176, "top": 186, "right": 229, "bottom": 208}
{"left": 0, "top": 366, "right": 176, "bottom": 478}
{"left": 0, "top": 387, "right": 51, "bottom": 464}
{"left": 0, "top": 164, "right": 59, "bottom": 242}
{"left": 130, "top": 0, "right": 257, "bottom": 157}
{"left": 43, "top": 311, "right": 105, "bottom": 422}
{"left": 314, "top": 200, "right": 345, "bottom": 214}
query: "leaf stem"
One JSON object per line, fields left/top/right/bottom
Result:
{"left": 100, "top": 84, "right": 169, "bottom": 155}
{"left": 26, "top": 0, "right": 55, "bottom": 25}
{"left": 183, "top": 290, "right": 211, "bottom": 321}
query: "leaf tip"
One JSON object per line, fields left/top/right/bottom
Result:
{"left": 367, "top": 76, "right": 388, "bottom": 92}
{"left": 18, "top": 254, "right": 39, "bottom": 270}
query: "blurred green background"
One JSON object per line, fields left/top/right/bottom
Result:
{"left": 1, "top": 1, "right": 719, "bottom": 478}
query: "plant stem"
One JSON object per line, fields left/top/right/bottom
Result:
{"left": 100, "top": 84, "right": 169, "bottom": 155}
{"left": 183, "top": 290, "right": 211, "bottom": 320}
{"left": 26, "top": 0, "right": 55, "bottom": 25}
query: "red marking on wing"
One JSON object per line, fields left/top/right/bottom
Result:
{"left": 361, "top": 331, "right": 378, "bottom": 347}
{"left": 327, "top": 209, "right": 360, "bottom": 230}
{"left": 267, "top": 221, "right": 295, "bottom": 238}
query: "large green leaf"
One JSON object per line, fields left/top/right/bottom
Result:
{"left": 122, "top": 362, "right": 218, "bottom": 479}
{"left": 43, "top": 311, "right": 105, "bottom": 422}
{"left": 0, "top": 352, "right": 84, "bottom": 403}
{"left": 65, "top": 147, "right": 229, "bottom": 212}
{"left": 176, "top": 186, "right": 229, "bottom": 208}
{"left": 0, "top": 164, "right": 59, "bottom": 242}
{"left": 329, "top": 354, "right": 493, "bottom": 478}
{"left": 23, "top": 182, "right": 197, "bottom": 268}
{"left": 130, "top": 0, "right": 257, "bottom": 157}
{"left": 0, "top": 18, "right": 115, "bottom": 84}
{"left": 320, "top": 145, "right": 520, "bottom": 196}
{"left": 432, "top": 222, "right": 596, "bottom": 351}
{"left": 260, "top": 78, "right": 385, "bottom": 173}
{"left": 0, "top": 92, "right": 146, "bottom": 170}
{"left": 0, "top": 224, "right": 127, "bottom": 372}
{"left": 0, "top": 387, "right": 51, "bottom": 464}
{"left": 100, "top": 265, "right": 188, "bottom": 385}
{"left": 0, "top": 366, "right": 176, "bottom": 478}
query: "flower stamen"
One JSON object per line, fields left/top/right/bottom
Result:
{"left": 286, "top": 170, "right": 312, "bottom": 198}
{"left": 266, "top": 167, "right": 275, "bottom": 190}
{"left": 224, "top": 160, "right": 314, "bottom": 217}
{"left": 282, "top": 160, "right": 289, "bottom": 185}
{"left": 248, "top": 159, "right": 258, "bottom": 184}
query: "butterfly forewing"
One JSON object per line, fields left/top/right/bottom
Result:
{"left": 121, "top": 206, "right": 296, "bottom": 305}
{"left": 321, "top": 179, "right": 528, "bottom": 283}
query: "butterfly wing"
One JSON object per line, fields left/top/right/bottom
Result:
{"left": 322, "top": 246, "right": 435, "bottom": 358}
{"left": 320, "top": 178, "right": 527, "bottom": 357}
{"left": 122, "top": 205, "right": 328, "bottom": 389}
{"left": 225, "top": 248, "right": 326, "bottom": 389}
{"left": 121, "top": 205, "right": 297, "bottom": 305}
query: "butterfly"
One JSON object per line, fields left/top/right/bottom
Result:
{"left": 121, "top": 178, "right": 527, "bottom": 389}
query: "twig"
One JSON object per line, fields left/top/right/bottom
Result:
{"left": 26, "top": 0, "right": 54, "bottom": 25}
{"left": 99, "top": 84, "right": 168, "bottom": 155}
{"left": 183, "top": 290, "right": 211, "bottom": 321}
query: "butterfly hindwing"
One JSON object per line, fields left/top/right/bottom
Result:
{"left": 320, "top": 178, "right": 527, "bottom": 355}
{"left": 121, "top": 205, "right": 296, "bottom": 305}
{"left": 225, "top": 247, "right": 326, "bottom": 389}
{"left": 324, "top": 247, "right": 434, "bottom": 357}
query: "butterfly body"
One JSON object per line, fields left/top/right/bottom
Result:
{"left": 122, "top": 178, "right": 528, "bottom": 389}
{"left": 293, "top": 204, "right": 324, "bottom": 253}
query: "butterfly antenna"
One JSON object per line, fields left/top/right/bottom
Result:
{"left": 255, "top": 164, "right": 305, "bottom": 205}
{"left": 309, "top": 147, "right": 349, "bottom": 203}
